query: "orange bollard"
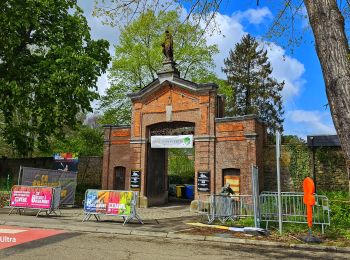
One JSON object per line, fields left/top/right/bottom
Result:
{"left": 303, "top": 177, "right": 315, "bottom": 230}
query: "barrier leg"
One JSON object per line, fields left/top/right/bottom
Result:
{"left": 36, "top": 209, "right": 42, "bottom": 217}
{"left": 122, "top": 216, "right": 129, "bottom": 225}
{"left": 8, "top": 207, "right": 15, "bottom": 215}
{"left": 134, "top": 213, "right": 144, "bottom": 224}
{"left": 82, "top": 213, "right": 91, "bottom": 222}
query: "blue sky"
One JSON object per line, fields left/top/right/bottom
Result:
{"left": 77, "top": 0, "right": 336, "bottom": 138}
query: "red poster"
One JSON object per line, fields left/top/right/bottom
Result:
{"left": 10, "top": 186, "right": 52, "bottom": 209}
{"left": 106, "top": 191, "right": 120, "bottom": 215}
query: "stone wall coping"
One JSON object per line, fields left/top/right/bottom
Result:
{"left": 215, "top": 114, "right": 262, "bottom": 123}
{"left": 102, "top": 125, "right": 131, "bottom": 129}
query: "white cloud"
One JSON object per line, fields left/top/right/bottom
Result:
{"left": 285, "top": 110, "right": 336, "bottom": 138}
{"left": 234, "top": 7, "right": 273, "bottom": 25}
{"left": 205, "top": 11, "right": 305, "bottom": 103}
{"left": 263, "top": 42, "right": 305, "bottom": 100}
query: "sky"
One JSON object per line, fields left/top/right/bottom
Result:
{"left": 77, "top": 0, "right": 337, "bottom": 139}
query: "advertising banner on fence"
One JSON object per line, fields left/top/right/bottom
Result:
{"left": 151, "top": 135, "right": 193, "bottom": 148}
{"left": 10, "top": 186, "right": 52, "bottom": 209}
{"left": 20, "top": 167, "right": 77, "bottom": 205}
{"left": 84, "top": 190, "right": 133, "bottom": 216}
{"left": 53, "top": 152, "right": 79, "bottom": 172}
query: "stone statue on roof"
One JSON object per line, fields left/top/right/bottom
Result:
{"left": 162, "top": 30, "right": 174, "bottom": 62}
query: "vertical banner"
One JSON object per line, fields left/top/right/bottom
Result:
{"left": 130, "top": 170, "right": 141, "bottom": 190}
{"left": 197, "top": 171, "right": 210, "bottom": 192}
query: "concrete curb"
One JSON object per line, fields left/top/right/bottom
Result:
{"left": 2, "top": 221, "right": 350, "bottom": 253}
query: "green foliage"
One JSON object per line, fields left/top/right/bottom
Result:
{"left": 168, "top": 148, "right": 194, "bottom": 183}
{"left": 0, "top": 192, "right": 10, "bottom": 208}
{"left": 49, "top": 124, "right": 104, "bottom": 157}
{"left": 222, "top": 34, "right": 284, "bottom": 133}
{"left": 0, "top": 0, "right": 110, "bottom": 156}
{"left": 98, "top": 9, "right": 219, "bottom": 125}
{"left": 324, "top": 192, "right": 350, "bottom": 228}
{"left": 285, "top": 136, "right": 310, "bottom": 190}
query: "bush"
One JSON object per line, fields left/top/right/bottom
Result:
{"left": 0, "top": 192, "right": 10, "bottom": 208}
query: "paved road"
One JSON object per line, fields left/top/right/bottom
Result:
{"left": 1, "top": 232, "right": 348, "bottom": 260}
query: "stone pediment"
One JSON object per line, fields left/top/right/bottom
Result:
{"left": 128, "top": 76, "right": 218, "bottom": 102}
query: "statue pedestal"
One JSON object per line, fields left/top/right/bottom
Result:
{"left": 157, "top": 59, "right": 180, "bottom": 82}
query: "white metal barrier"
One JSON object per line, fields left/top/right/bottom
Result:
{"left": 9, "top": 185, "right": 61, "bottom": 217}
{"left": 196, "top": 192, "right": 330, "bottom": 233}
{"left": 82, "top": 189, "right": 143, "bottom": 225}
{"left": 259, "top": 191, "right": 330, "bottom": 233}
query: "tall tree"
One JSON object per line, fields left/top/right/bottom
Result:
{"left": 98, "top": 10, "right": 219, "bottom": 125}
{"left": 223, "top": 34, "right": 284, "bottom": 132}
{"left": 0, "top": 0, "right": 110, "bottom": 157}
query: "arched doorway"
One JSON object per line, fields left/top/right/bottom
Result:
{"left": 146, "top": 121, "right": 195, "bottom": 206}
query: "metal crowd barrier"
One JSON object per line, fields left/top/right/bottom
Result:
{"left": 196, "top": 192, "right": 330, "bottom": 233}
{"left": 9, "top": 185, "right": 61, "bottom": 217}
{"left": 82, "top": 189, "right": 143, "bottom": 225}
{"left": 259, "top": 192, "right": 330, "bottom": 233}
{"left": 197, "top": 194, "right": 254, "bottom": 224}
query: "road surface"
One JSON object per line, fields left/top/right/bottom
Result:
{"left": 0, "top": 230, "right": 348, "bottom": 260}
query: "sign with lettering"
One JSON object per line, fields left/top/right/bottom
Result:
{"left": 84, "top": 190, "right": 133, "bottom": 216}
{"left": 151, "top": 135, "right": 193, "bottom": 148}
{"left": 10, "top": 185, "right": 53, "bottom": 209}
{"left": 130, "top": 170, "right": 141, "bottom": 190}
{"left": 197, "top": 171, "right": 210, "bottom": 192}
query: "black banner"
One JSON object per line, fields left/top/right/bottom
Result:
{"left": 197, "top": 171, "right": 210, "bottom": 192}
{"left": 130, "top": 170, "right": 141, "bottom": 190}
{"left": 20, "top": 167, "right": 77, "bottom": 205}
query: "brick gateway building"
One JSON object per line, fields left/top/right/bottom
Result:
{"left": 102, "top": 60, "right": 265, "bottom": 207}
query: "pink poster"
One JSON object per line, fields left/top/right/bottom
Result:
{"left": 10, "top": 186, "right": 53, "bottom": 209}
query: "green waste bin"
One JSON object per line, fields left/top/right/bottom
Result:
{"left": 176, "top": 185, "right": 185, "bottom": 198}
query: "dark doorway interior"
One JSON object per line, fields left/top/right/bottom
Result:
{"left": 146, "top": 121, "right": 195, "bottom": 206}
{"left": 146, "top": 145, "right": 167, "bottom": 206}
{"left": 114, "top": 166, "right": 126, "bottom": 190}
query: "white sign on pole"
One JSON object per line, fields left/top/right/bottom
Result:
{"left": 151, "top": 135, "right": 193, "bottom": 148}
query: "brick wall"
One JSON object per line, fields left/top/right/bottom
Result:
{"left": 263, "top": 145, "right": 348, "bottom": 192}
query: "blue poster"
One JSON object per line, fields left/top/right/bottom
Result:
{"left": 84, "top": 190, "right": 98, "bottom": 212}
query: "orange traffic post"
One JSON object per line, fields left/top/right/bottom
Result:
{"left": 303, "top": 177, "right": 315, "bottom": 235}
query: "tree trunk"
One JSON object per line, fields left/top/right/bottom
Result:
{"left": 304, "top": 0, "right": 350, "bottom": 165}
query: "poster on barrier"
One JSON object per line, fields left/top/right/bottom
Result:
{"left": 10, "top": 186, "right": 52, "bottom": 209}
{"left": 84, "top": 190, "right": 133, "bottom": 216}
{"left": 20, "top": 167, "right": 77, "bottom": 205}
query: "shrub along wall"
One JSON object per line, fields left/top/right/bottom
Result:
{"left": 263, "top": 144, "right": 348, "bottom": 192}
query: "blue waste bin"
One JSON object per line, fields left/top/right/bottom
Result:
{"left": 184, "top": 185, "right": 194, "bottom": 199}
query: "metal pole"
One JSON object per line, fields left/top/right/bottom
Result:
{"left": 276, "top": 131, "right": 282, "bottom": 234}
